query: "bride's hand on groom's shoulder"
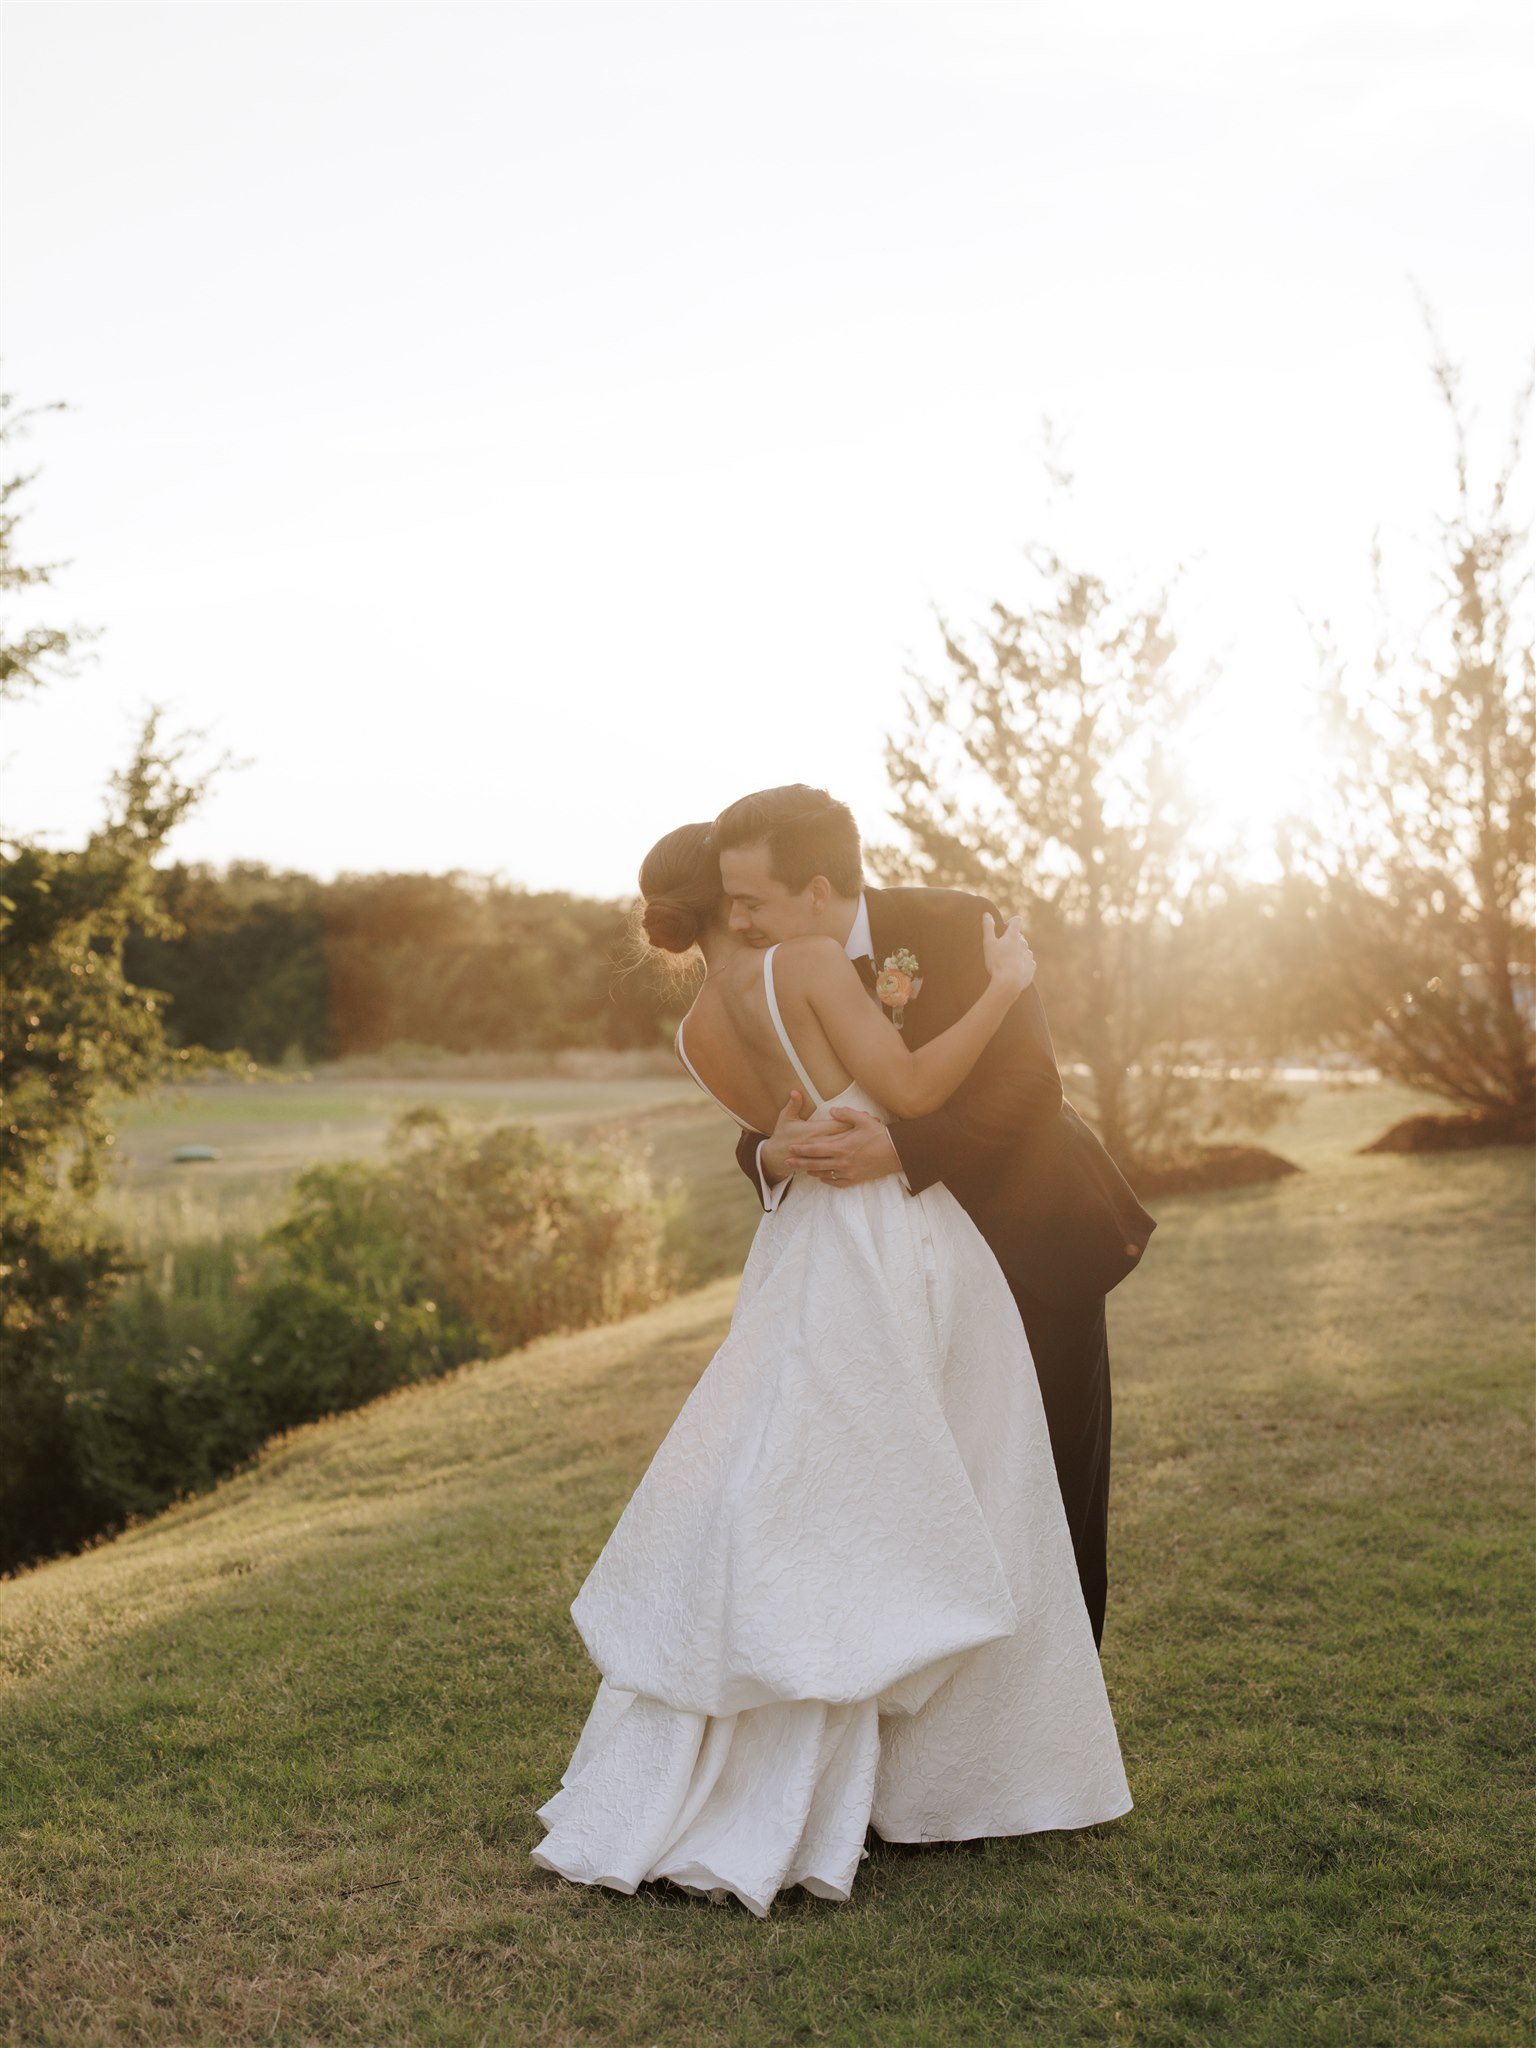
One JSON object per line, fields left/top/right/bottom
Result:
{"left": 982, "top": 910, "right": 1035, "bottom": 994}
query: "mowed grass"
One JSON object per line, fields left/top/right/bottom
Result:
{"left": 1, "top": 1092, "right": 1530, "bottom": 2046}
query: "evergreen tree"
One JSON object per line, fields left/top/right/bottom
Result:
{"left": 0, "top": 390, "right": 220, "bottom": 1566}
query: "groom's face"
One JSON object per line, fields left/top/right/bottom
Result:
{"left": 719, "top": 841, "right": 822, "bottom": 946}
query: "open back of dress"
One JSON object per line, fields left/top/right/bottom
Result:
{"left": 673, "top": 943, "right": 888, "bottom": 1131}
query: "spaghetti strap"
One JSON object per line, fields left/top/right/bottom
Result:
{"left": 674, "top": 1020, "right": 755, "bottom": 1133}
{"left": 762, "top": 946, "right": 829, "bottom": 1114}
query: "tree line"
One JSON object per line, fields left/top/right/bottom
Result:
{"left": 121, "top": 863, "right": 677, "bottom": 1062}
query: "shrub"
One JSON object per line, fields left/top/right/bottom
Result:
{"left": 236, "top": 1275, "right": 479, "bottom": 1434}
{"left": 0, "top": 1213, "right": 136, "bottom": 1571}
{"left": 1, "top": 1112, "right": 675, "bottom": 1576}
{"left": 379, "top": 1109, "right": 674, "bottom": 1351}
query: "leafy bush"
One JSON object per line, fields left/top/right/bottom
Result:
{"left": 376, "top": 1108, "right": 674, "bottom": 1351}
{"left": 238, "top": 1275, "right": 478, "bottom": 1435}
{"left": 1, "top": 1113, "right": 675, "bottom": 1576}
{"left": 0, "top": 1212, "right": 138, "bottom": 1570}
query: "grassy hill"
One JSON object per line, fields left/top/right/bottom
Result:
{"left": 2, "top": 1091, "right": 1530, "bottom": 2046}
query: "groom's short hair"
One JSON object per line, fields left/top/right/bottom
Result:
{"left": 713, "top": 784, "right": 863, "bottom": 897}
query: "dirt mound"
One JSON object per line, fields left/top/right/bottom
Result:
{"left": 1361, "top": 1108, "right": 1535, "bottom": 1155}
{"left": 1130, "top": 1144, "right": 1303, "bottom": 1196}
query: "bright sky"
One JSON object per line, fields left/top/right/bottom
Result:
{"left": 2, "top": 0, "right": 1532, "bottom": 898}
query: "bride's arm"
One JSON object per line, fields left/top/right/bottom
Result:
{"left": 781, "top": 918, "right": 1034, "bottom": 1119}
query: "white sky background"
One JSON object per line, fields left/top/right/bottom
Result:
{"left": 2, "top": 0, "right": 1532, "bottom": 899}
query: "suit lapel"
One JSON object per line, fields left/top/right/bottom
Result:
{"left": 863, "top": 887, "right": 943, "bottom": 1048}
{"left": 863, "top": 886, "right": 896, "bottom": 964}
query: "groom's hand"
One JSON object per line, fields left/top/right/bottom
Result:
{"left": 786, "top": 1108, "right": 903, "bottom": 1187}
{"left": 759, "top": 1091, "right": 828, "bottom": 1183}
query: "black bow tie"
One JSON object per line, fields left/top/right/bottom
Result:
{"left": 853, "top": 953, "right": 879, "bottom": 998}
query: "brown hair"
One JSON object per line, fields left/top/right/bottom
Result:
{"left": 637, "top": 821, "right": 723, "bottom": 955}
{"left": 711, "top": 784, "right": 862, "bottom": 897}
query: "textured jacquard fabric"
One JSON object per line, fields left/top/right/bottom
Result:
{"left": 531, "top": 1017, "right": 1132, "bottom": 1916}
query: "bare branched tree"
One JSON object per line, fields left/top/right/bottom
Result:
{"left": 1302, "top": 309, "right": 1534, "bottom": 1127}
{"left": 877, "top": 538, "right": 1283, "bottom": 1168}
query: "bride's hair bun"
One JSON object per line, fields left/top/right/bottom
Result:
{"left": 637, "top": 822, "right": 721, "bottom": 959}
{"left": 641, "top": 895, "right": 701, "bottom": 954}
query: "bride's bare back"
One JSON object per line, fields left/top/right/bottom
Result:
{"left": 676, "top": 917, "right": 1032, "bottom": 1133}
{"left": 676, "top": 940, "right": 857, "bottom": 1133}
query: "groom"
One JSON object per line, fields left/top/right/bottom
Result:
{"left": 712, "top": 783, "right": 1155, "bottom": 1650}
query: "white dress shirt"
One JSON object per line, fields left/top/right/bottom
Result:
{"left": 755, "top": 892, "right": 910, "bottom": 1210}
{"left": 844, "top": 891, "right": 875, "bottom": 967}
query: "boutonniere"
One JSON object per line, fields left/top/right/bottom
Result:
{"left": 875, "top": 948, "right": 923, "bottom": 1031}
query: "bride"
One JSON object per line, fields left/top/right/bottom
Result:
{"left": 530, "top": 822, "right": 1132, "bottom": 1917}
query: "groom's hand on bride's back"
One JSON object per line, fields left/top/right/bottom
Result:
{"left": 760, "top": 1090, "right": 825, "bottom": 1183}
{"left": 784, "top": 1107, "right": 902, "bottom": 1187}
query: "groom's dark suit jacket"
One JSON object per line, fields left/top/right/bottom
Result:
{"left": 733, "top": 885, "right": 1155, "bottom": 1309}
{"left": 732, "top": 884, "right": 1155, "bottom": 1649}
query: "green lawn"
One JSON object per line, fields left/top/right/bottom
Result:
{"left": 2, "top": 1091, "right": 1530, "bottom": 2045}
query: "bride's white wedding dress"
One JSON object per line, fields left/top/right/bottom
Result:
{"left": 530, "top": 945, "right": 1131, "bottom": 1916}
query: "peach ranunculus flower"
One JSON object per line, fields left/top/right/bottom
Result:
{"left": 875, "top": 948, "right": 921, "bottom": 1029}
